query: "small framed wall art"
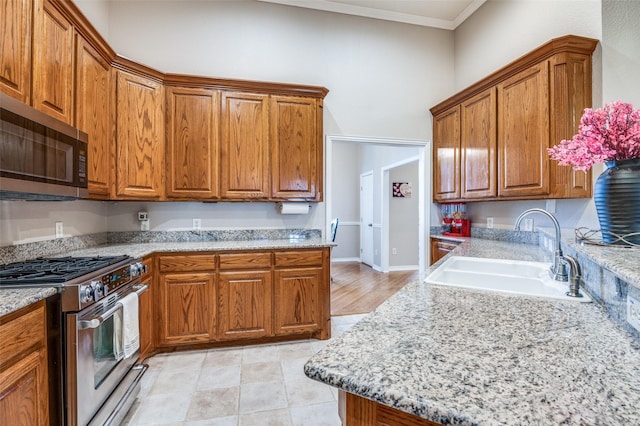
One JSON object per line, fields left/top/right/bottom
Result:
{"left": 392, "top": 182, "right": 412, "bottom": 198}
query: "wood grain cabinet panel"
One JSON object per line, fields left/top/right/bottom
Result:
{"left": 498, "top": 62, "right": 550, "bottom": 197}
{"left": 270, "top": 95, "right": 320, "bottom": 200}
{"left": 32, "top": 0, "right": 75, "bottom": 124}
{"left": 157, "top": 272, "right": 216, "bottom": 346}
{"left": 115, "top": 71, "right": 165, "bottom": 199}
{"left": 166, "top": 86, "right": 220, "bottom": 199}
{"left": 218, "top": 270, "right": 272, "bottom": 340}
{"left": 432, "top": 106, "right": 460, "bottom": 202}
{"left": 429, "top": 238, "right": 461, "bottom": 266}
{"left": 0, "top": 301, "right": 49, "bottom": 426}
{"left": 220, "top": 92, "right": 270, "bottom": 199}
{"left": 75, "top": 35, "right": 114, "bottom": 199}
{"left": 139, "top": 255, "right": 154, "bottom": 358}
{"left": 274, "top": 267, "right": 324, "bottom": 336}
{"left": 0, "top": 0, "right": 32, "bottom": 103}
{"left": 461, "top": 88, "right": 496, "bottom": 199}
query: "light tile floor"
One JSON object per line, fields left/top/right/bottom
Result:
{"left": 123, "top": 314, "right": 367, "bottom": 426}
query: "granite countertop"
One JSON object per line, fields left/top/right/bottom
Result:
{"left": 305, "top": 238, "right": 640, "bottom": 425}
{"left": 0, "top": 237, "right": 333, "bottom": 318}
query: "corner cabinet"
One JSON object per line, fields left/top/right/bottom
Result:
{"left": 431, "top": 35, "right": 597, "bottom": 203}
{"left": 114, "top": 70, "right": 165, "bottom": 199}
{"left": 0, "top": 301, "right": 49, "bottom": 426}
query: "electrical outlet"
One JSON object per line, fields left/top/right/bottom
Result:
{"left": 192, "top": 218, "right": 201, "bottom": 230}
{"left": 487, "top": 217, "right": 494, "bottom": 229}
{"left": 523, "top": 218, "right": 534, "bottom": 232}
{"left": 55, "top": 221, "right": 63, "bottom": 238}
{"left": 140, "top": 220, "right": 150, "bottom": 231}
{"left": 627, "top": 295, "right": 640, "bottom": 332}
{"left": 138, "top": 211, "right": 148, "bottom": 221}
{"left": 392, "top": 248, "right": 397, "bottom": 255}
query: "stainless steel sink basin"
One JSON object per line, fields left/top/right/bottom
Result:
{"left": 425, "top": 256, "right": 591, "bottom": 302}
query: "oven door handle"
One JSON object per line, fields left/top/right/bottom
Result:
{"left": 78, "top": 284, "right": 148, "bottom": 330}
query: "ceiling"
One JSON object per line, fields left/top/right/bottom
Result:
{"left": 257, "top": 0, "right": 487, "bottom": 30}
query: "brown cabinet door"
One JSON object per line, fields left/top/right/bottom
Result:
{"left": 270, "top": 95, "right": 319, "bottom": 200}
{"left": 166, "top": 86, "right": 220, "bottom": 199}
{"left": 0, "top": 350, "right": 49, "bottom": 426}
{"left": 549, "top": 53, "right": 593, "bottom": 198}
{"left": 429, "top": 238, "right": 460, "bottom": 265}
{"left": 220, "top": 92, "right": 270, "bottom": 199}
{"left": 75, "top": 36, "right": 114, "bottom": 199}
{"left": 218, "top": 270, "right": 272, "bottom": 340}
{"left": 274, "top": 267, "right": 323, "bottom": 336}
{"left": 0, "top": 0, "right": 32, "bottom": 103}
{"left": 139, "top": 256, "right": 154, "bottom": 358}
{"left": 498, "top": 62, "right": 550, "bottom": 197}
{"left": 433, "top": 106, "right": 461, "bottom": 201}
{"left": 115, "top": 71, "right": 165, "bottom": 199}
{"left": 461, "top": 88, "right": 497, "bottom": 199}
{"left": 157, "top": 273, "right": 216, "bottom": 346}
{"left": 32, "top": 0, "right": 75, "bottom": 124}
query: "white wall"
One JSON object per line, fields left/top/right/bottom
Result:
{"left": 389, "top": 161, "right": 419, "bottom": 268}
{"left": 445, "top": 0, "right": 604, "bottom": 231}
{"left": 330, "top": 143, "right": 361, "bottom": 260}
{"left": 0, "top": 200, "right": 108, "bottom": 245}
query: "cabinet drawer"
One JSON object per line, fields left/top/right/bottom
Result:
{"left": 0, "top": 302, "right": 45, "bottom": 368}
{"left": 275, "top": 250, "right": 324, "bottom": 267}
{"left": 159, "top": 254, "right": 216, "bottom": 272}
{"left": 219, "top": 252, "right": 272, "bottom": 270}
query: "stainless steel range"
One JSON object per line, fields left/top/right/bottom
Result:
{"left": 0, "top": 255, "right": 149, "bottom": 426}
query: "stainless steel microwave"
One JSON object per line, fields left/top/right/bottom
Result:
{"left": 0, "top": 93, "right": 88, "bottom": 200}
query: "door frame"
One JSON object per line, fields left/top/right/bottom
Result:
{"left": 359, "top": 171, "right": 374, "bottom": 267}
{"left": 325, "top": 135, "right": 430, "bottom": 276}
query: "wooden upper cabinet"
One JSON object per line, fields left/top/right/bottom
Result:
{"left": 32, "top": 0, "right": 75, "bottom": 125}
{"left": 430, "top": 35, "right": 597, "bottom": 202}
{"left": 549, "top": 52, "right": 592, "bottom": 198}
{"left": 433, "top": 106, "right": 460, "bottom": 201}
{"left": 75, "top": 36, "right": 114, "bottom": 199}
{"left": 498, "top": 62, "right": 550, "bottom": 197}
{"left": 0, "top": 0, "right": 32, "bottom": 103}
{"left": 220, "top": 92, "right": 270, "bottom": 199}
{"left": 461, "top": 88, "right": 497, "bottom": 199}
{"left": 115, "top": 71, "right": 165, "bottom": 199}
{"left": 270, "top": 96, "right": 320, "bottom": 200}
{"left": 166, "top": 86, "right": 220, "bottom": 199}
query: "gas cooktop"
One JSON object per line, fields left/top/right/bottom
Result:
{"left": 0, "top": 255, "right": 132, "bottom": 286}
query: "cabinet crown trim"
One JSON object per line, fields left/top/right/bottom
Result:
{"left": 430, "top": 34, "right": 598, "bottom": 116}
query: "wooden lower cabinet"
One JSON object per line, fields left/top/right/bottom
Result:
{"left": 339, "top": 391, "right": 441, "bottom": 426}
{"left": 154, "top": 248, "right": 330, "bottom": 350}
{"left": 139, "top": 255, "right": 154, "bottom": 358}
{"left": 0, "top": 300, "right": 49, "bottom": 426}
{"left": 430, "top": 238, "right": 461, "bottom": 265}
{"left": 157, "top": 272, "right": 217, "bottom": 347}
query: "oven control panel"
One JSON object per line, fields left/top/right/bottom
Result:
{"left": 79, "top": 262, "right": 143, "bottom": 304}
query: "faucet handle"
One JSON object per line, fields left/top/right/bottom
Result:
{"left": 563, "top": 255, "right": 584, "bottom": 298}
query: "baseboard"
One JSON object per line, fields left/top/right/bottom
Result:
{"left": 388, "top": 265, "right": 419, "bottom": 272}
{"left": 331, "top": 257, "right": 361, "bottom": 263}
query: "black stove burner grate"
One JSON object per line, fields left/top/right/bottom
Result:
{"left": 0, "top": 255, "right": 132, "bottom": 285}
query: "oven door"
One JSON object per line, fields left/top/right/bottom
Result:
{"left": 66, "top": 283, "right": 148, "bottom": 426}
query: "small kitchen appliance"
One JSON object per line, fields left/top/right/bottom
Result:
{"left": 440, "top": 202, "right": 471, "bottom": 237}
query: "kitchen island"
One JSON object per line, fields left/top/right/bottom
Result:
{"left": 305, "top": 238, "right": 640, "bottom": 425}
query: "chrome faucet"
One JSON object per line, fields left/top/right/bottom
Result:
{"left": 514, "top": 208, "right": 568, "bottom": 281}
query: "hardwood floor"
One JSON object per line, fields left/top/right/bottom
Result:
{"left": 330, "top": 262, "right": 419, "bottom": 316}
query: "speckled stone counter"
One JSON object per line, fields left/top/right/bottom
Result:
{"left": 0, "top": 234, "right": 333, "bottom": 318}
{"left": 0, "top": 287, "right": 58, "bottom": 317}
{"left": 305, "top": 238, "right": 640, "bottom": 425}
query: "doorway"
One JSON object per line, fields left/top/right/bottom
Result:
{"left": 325, "top": 135, "right": 430, "bottom": 275}
{"left": 360, "top": 171, "right": 374, "bottom": 267}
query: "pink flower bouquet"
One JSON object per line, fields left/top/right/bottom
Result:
{"left": 548, "top": 101, "right": 640, "bottom": 171}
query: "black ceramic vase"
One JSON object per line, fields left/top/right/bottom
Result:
{"left": 593, "top": 158, "right": 640, "bottom": 245}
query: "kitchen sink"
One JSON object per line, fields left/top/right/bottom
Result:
{"left": 425, "top": 256, "right": 591, "bottom": 302}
